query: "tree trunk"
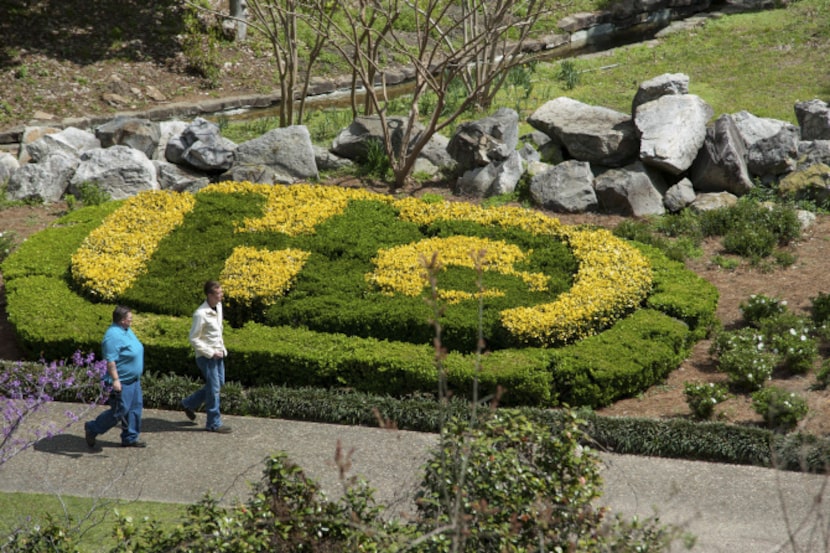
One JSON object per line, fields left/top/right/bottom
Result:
{"left": 229, "top": 0, "right": 248, "bottom": 41}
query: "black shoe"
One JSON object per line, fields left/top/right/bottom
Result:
{"left": 181, "top": 402, "right": 196, "bottom": 421}
{"left": 121, "top": 440, "right": 147, "bottom": 448}
{"left": 207, "top": 426, "right": 232, "bottom": 434}
{"left": 85, "top": 426, "right": 96, "bottom": 448}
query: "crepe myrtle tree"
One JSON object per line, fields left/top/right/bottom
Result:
{"left": 305, "top": 0, "right": 560, "bottom": 188}
{"left": 1, "top": 352, "right": 107, "bottom": 465}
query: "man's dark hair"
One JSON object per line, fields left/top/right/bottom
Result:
{"left": 204, "top": 280, "right": 221, "bottom": 296}
{"left": 112, "top": 305, "right": 132, "bottom": 324}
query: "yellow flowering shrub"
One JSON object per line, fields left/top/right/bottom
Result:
{"left": 392, "top": 196, "right": 653, "bottom": 345}
{"left": 220, "top": 246, "right": 311, "bottom": 306}
{"left": 70, "top": 191, "right": 196, "bottom": 300}
{"left": 203, "top": 181, "right": 391, "bottom": 236}
{"left": 367, "top": 235, "right": 548, "bottom": 303}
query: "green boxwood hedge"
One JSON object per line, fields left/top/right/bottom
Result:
{"left": 2, "top": 192, "right": 718, "bottom": 408}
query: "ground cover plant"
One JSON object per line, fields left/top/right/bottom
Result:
{"left": 1, "top": 182, "right": 717, "bottom": 409}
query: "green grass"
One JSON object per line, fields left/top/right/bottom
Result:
{"left": 0, "top": 492, "right": 186, "bottom": 552}
{"left": 517, "top": 0, "right": 830, "bottom": 124}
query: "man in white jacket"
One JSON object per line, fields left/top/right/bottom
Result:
{"left": 181, "top": 280, "right": 232, "bottom": 433}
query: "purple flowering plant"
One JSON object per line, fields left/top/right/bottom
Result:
{"left": 1, "top": 350, "right": 108, "bottom": 464}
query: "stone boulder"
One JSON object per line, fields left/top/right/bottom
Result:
{"left": 529, "top": 159, "right": 598, "bottom": 213}
{"left": 231, "top": 126, "right": 319, "bottom": 184}
{"left": 635, "top": 94, "right": 713, "bottom": 175}
{"left": 447, "top": 108, "right": 519, "bottom": 172}
{"left": 69, "top": 145, "right": 158, "bottom": 200}
{"left": 690, "top": 114, "right": 753, "bottom": 196}
{"left": 663, "top": 177, "right": 696, "bottom": 212}
{"left": 96, "top": 116, "right": 161, "bottom": 159}
{"left": 331, "top": 115, "right": 424, "bottom": 161}
{"left": 797, "top": 140, "right": 830, "bottom": 169}
{"left": 795, "top": 99, "right": 830, "bottom": 140}
{"left": 594, "top": 161, "right": 668, "bottom": 216}
{"left": 7, "top": 152, "right": 78, "bottom": 203}
{"left": 165, "top": 117, "right": 235, "bottom": 173}
{"left": 154, "top": 160, "right": 210, "bottom": 193}
{"left": 631, "top": 73, "right": 690, "bottom": 115}
{"left": 528, "top": 97, "right": 638, "bottom": 167}
{"left": 778, "top": 163, "right": 830, "bottom": 205}
{"left": 455, "top": 151, "right": 523, "bottom": 198}
{"left": 690, "top": 191, "right": 738, "bottom": 212}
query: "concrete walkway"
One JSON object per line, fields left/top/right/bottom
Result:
{"left": 1, "top": 402, "right": 829, "bottom": 552}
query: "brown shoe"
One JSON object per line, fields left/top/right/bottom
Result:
{"left": 207, "top": 426, "right": 232, "bottom": 434}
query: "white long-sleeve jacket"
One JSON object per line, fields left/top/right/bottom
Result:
{"left": 189, "top": 300, "right": 227, "bottom": 359}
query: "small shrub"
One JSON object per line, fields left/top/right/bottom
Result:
{"left": 683, "top": 381, "right": 729, "bottom": 420}
{"left": 751, "top": 386, "right": 808, "bottom": 432}
{"left": 739, "top": 293, "right": 787, "bottom": 327}
{"left": 710, "top": 328, "right": 775, "bottom": 392}
{"left": 556, "top": 59, "right": 581, "bottom": 89}
{"left": 723, "top": 224, "right": 777, "bottom": 259}
{"left": 0, "top": 230, "right": 16, "bottom": 262}
{"left": 813, "top": 358, "right": 830, "bottom": 390}
{"left": 360, "top": 139, "right": 391, "bottom": 180}
{"left": 810, "top": 291, "right": 830, "bottom": 326}
{"left": 759, "top": 313, "right": 818, "bottom": 375}
{"left": 75, "top": 181, "right": 111, "bottom": 206}
{"left": 711, "top": 255, "right": 739, "bottom": 270}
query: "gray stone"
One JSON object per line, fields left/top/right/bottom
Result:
{"left": 234, "top": 126, "right": 319, "bottom": 183}
{"left": 664, "top": 178, "right": 696, "bottom": 212}
{"left": 7, "top": 152, "right": 78, "bottom": 202}
{"left": 96, "top": 116, "right": 161, "bottom": 159}
{"left": 690, "top": 114, "right": 753, "bottom": 196}
{"left": 690, "top": 191, "right": 739, "bottom": 212}
{"left": 529, "top": 160, "right": 598, "bottom": 213}
{"left": 154, "top": 160, "right": 210, "bottom": 193}
{"left": 631, "top": 73, "right": 690, "bottom": 115}
{"left": 447, "top": 108, "right": 519, "bottom": 172}
{"left": 594, "top": 161, "right": 668, "bottom": 216}
{"left": 69, "top": 145, "right": 158, "bottom": 200}
{"left": 636, "top": 94, "right": 713, "bottom": 174}
{"left": 795, "top": 99, "right": 830, "bottom": 140}
{"left": 528, "top": 97, "right": 638, "bottom": 167}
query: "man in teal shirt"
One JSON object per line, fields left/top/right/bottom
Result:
{"left": 85, "top": 305, "right": 146, "bottom": 448}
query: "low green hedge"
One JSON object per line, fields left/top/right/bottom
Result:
{"left": 2, "top": 196, "right": 718, "bottom": 408}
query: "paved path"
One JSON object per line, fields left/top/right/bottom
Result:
{"left": 2, "top": 402, "right": 830, "bottom": 552}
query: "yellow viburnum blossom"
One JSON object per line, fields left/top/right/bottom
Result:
{"left": 366, "top": 235, "right": 549, "bottom": 303}
{"left": 220, "top": 246, "right": 311, "bottom": 306}
{"left": 70, "top": 191, "right": 196, "bottom": 300}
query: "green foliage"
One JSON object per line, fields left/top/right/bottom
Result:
{"left": 739, "top": 293, "right": 788, "bottom": 327}
{"left": 710, "top": 328, "right": 775, "bottom": 392}
{"left": 758, "top": 313, "right": 818, "bottom": 375}
{"left": 683, "top": 381, "right": 729, "bottom": 420}
{"left": 74, "top": 181, "right": 111, "bottom": 206}
{"left": 813, "top": 358, "right": 830, "bottom": 390}
{"left": 752, "top": 386, "right": 809, "bottom": 432}
{"left": 556, "top": 60, "right": 581, "bottom": 90}
{"left": 810, "top": 291, "right": 830, "bottom": 326}
{"left": 416, "top": 410, "right": 608, "bottom": 552}
{"left": 3, "top": 194, "right": 715, "bottom": 409}
{"left": 0, "top": 230, "right": 16, "bottom": 263}
{"left": 358, "top": 139, "right": 392, "bottom": 180}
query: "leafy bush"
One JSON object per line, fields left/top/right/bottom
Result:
{"left": 684, "top": 381, "right": 729, "bottom": 420}
{"left": 710, "top": 328, "right": 775, "bottom": 392}
{"left": 0, "top": 230, "right": 16, "bottom": 262}
{"left": 751, "top": 386, "right": 808, "bottom": 432}
{"left": 810, "top": 291, "right": 830, "bottom": 326}
{"left": 759, "top": 313, "right": 818, "bottom": 375}
{"left": 739, "top": 293, "right": 787, "bottom": 327}
{"left": 74, "top": 181, "right": 111, "bottom": 206}
{"left": 415, "top": 410, "right": 675, "bottom": 552}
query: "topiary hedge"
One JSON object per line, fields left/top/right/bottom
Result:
{"left": 2, "top": 183, "right": 718, "bottom": 408}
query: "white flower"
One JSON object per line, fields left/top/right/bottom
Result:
{"left": 790, "top": 328, "right": 797, "bottom": 336}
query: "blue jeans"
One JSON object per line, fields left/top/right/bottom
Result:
{"left": 85, "top": 380, "right": 143, "bottom": 445}
{"left": 183, "top": 356, "right": 225, "bottom": 430}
